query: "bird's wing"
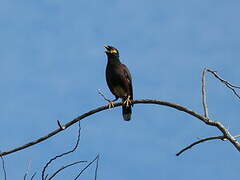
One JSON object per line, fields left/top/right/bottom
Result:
{"left": 121, "top": 64, "right": 133, "bottom": 100}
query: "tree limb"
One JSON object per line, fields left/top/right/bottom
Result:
{"left": 176, "top": 134, "right": 240, "bottom": 156}
{"left": 176, "top": 136, "right": 225, "bottom": 156}
{"left": 0, "top": 99, "right": 240, "bottom": 157}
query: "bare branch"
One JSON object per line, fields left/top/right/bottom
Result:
{"left": 41, "top": 122, "right": 82, "bottom": 180}
{"left": 0, "top": 99, "right": 240, "bottom": 157}
{"left": 24, "top": 173, "right": 27, "bottom": 180}
{"left": 202, "top": 68, "right": 209, "bottom": 118}
{"left": 176, "top": 136, "right": 225, "bottom": 156}
{"left": 176, "top": 134, "right": 240, "bottom": 156}
{"left": 97, "top": 89, "right": 112, "bottom": 102}
{"left": 0, "top": 151, "right": 6, "bottom": 180}
{"left": 206, "top": 69, "right": 240, "bottom": 99}
{"left": 30, "top": 172, "right": 37, "bottom": 180}
{"left": 74, "top": 155, "right": 99, "bottom": 180}
{"left": 0, "top": 99, "right": 203, "bottom": 157}
{"left": 48, "top": 161, "right": 87, "bottom": 180}
{"left": 94, "top": 154, "right": 99, "bottom": 180}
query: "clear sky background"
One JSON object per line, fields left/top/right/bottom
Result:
{"left": 0, "top": 0, "right": 240, "bottom": 179}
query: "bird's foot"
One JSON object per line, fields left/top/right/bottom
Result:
{"left": 123, "top": 96, "right": 132, "bottom": 107}
{"left": 107, "top": 101, "right": 115, "bottom": 109}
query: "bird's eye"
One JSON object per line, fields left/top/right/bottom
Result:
{"left": 110, "top": 49, "right": 118, "bottom": 54}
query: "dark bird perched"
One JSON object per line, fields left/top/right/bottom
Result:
{"left": 104, "top": 45, "right": 133, "bottom": 121}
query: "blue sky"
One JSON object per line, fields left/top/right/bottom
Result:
{"left": 0, "top": 0, "right": 240, "bottom": 179}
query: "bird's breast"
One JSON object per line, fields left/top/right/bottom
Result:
{"left": 113, "top": 86, "right": 127, "bottom": 97}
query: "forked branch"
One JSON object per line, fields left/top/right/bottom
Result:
{"left": 206, "top": 69, "right": 240, "bottom": 99}
{"left": 177, "top": 68, "right": 240, "bottom": 155}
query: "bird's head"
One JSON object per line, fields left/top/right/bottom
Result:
{"left": 104, "top": 45, "right": 119, "bottom": 58}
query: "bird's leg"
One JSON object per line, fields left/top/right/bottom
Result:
{"left": 123, "top": 95, "right": 131, "bottom": 107}
{"left": 107, "top": 97, "right": 119, "bottom": 108}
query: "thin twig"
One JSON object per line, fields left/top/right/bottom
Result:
{"left": 207, "top": 69, "right": 240, "bottom": 88}
{"left": 202, "top": 68, "right": 209, "bottom": 118}
{"left": 48, "top": 161, "right": 87, "bottom": 180}
{"left": 206, "top": 69, "right": 240, "bottom": 99}
{"left": 44, "top": 174, "right": 48, "bottom": 180}
{"left": 41, "top": 122, "right": 81, "bottom": 180}
{"left": 94, "top": 154, "right": 100, "bottom": 180}
{"left": 176, "top": 134, "right": 240, "bottom": 156}
{"left": 97, "top": 89, "right": 112, "bottom": 102}
{"left": 74, "top": 155, "right": 99, "bottom": 180}
{"left": 30, "top": 172, "right": 37, "bottom": 180}
{"left": 0, "top": 151, "right": 6, "bottom": 180}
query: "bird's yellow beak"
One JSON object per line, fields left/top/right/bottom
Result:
{"left": 104, "top": 45, "right": 110, "bottom": 53}
{"left": 104, "top": 45, "right": 117, "bottom": 54}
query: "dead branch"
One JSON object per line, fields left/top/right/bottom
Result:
{"left": 177, "top": 134, "right": 240, "bottom": 156}
{"left": 30, "top": 172, "right": 37, "bottom": 180}
{"left": 97, "top": 89, "right": 112, "bottom": 102}
{"left": 0, "top": 151, "right": 6, "bottom": 180}
{"left": 176, "top": 135, "right": 225, "bottom": 156}
{"left": 94, "top": 154, "right": 99, "bottom": 180}
{"left": 0, "top": 99, "right": 207, "bottom": 157}
{"left": 0, "top": 99, "right": 240, "bottom": 157}
{"left": 206, "top": 69, "right": 240, "bottom": 99}
{"left": 41, "top": 122, "right": 82, "bottom": 180}
{"left": 74, "top": 155, "right": 99, "bottom": 180}
{"left": 47, "top": 161, "right": 87, "bottom": 180}
{"left": 176, "top": 68, "right": 240, "bottom": 156}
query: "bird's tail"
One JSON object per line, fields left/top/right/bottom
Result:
{"left": 122, "top": 100, "right": 132, "bottom": 121}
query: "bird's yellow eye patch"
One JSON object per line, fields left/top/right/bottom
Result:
{"left": 110, "top": 49, "right": 118, "bottom": 54}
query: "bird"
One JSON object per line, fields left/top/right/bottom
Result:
{"left": 104, "top": 45, "right": 133, "bottom": 121}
